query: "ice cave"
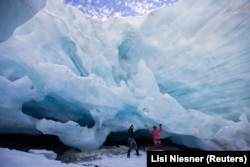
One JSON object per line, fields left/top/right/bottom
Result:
{"left": 0, "top": 0, "right": 250, "bottom": 151}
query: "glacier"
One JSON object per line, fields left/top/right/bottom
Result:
{"left": 0, "top": 0, "right": 250, "bottom": 151}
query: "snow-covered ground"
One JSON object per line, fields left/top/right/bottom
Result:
{"left": 0, "top": 147, "right": 146, "bottom": 167}
{"left": 76, "top": 151, "right": 146, "bottom": 167}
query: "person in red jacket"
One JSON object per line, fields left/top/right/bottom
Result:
{"left": 148, "top": 124, "right": 163, "bottom": 150}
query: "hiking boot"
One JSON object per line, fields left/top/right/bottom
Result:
{"left": 136, "top": 149, "right": 140, "bottom": 156}
{"left": 127, "top": 150, "right": 130, "bottom": 158}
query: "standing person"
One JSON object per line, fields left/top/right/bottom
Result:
{"left": 127, "top": 124, "right": 140, "bottom": 158}
{"left": 148, "top": 124, "right": 163, "bottom": 150}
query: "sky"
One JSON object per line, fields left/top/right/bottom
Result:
{"left": 64, "top": 0, "right": 179, "bottom": 20}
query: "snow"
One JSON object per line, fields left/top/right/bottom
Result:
{"left": 0, "top": 0, "right": 250, "bottom": 151}
{"left": 0, "top": 148, "right": 146, "bottom": 167}
{"left": 86, "top": 153, "right": 146, "bottom": 167}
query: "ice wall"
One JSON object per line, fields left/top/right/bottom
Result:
{"left": 0, "top": 0, "right": 250, "bottom": 151}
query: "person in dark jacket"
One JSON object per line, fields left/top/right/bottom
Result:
{"left": 127, "top": 124, "right": 140, "bottom": 158}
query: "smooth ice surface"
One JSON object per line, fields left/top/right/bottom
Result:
{"left": 0, "top": 148, "right": 146, "bottom": 167}
{"left": 0, "top": 0, "right": 250, "bottom": 151}
{"left": 28, "top": 149, "right": 57, "bottom": 160}
{"left": 0, "top": 0, "right": 46, "bottom": 42}
{"left": 0, "top": 148, "right": 84, "bottom": 167}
